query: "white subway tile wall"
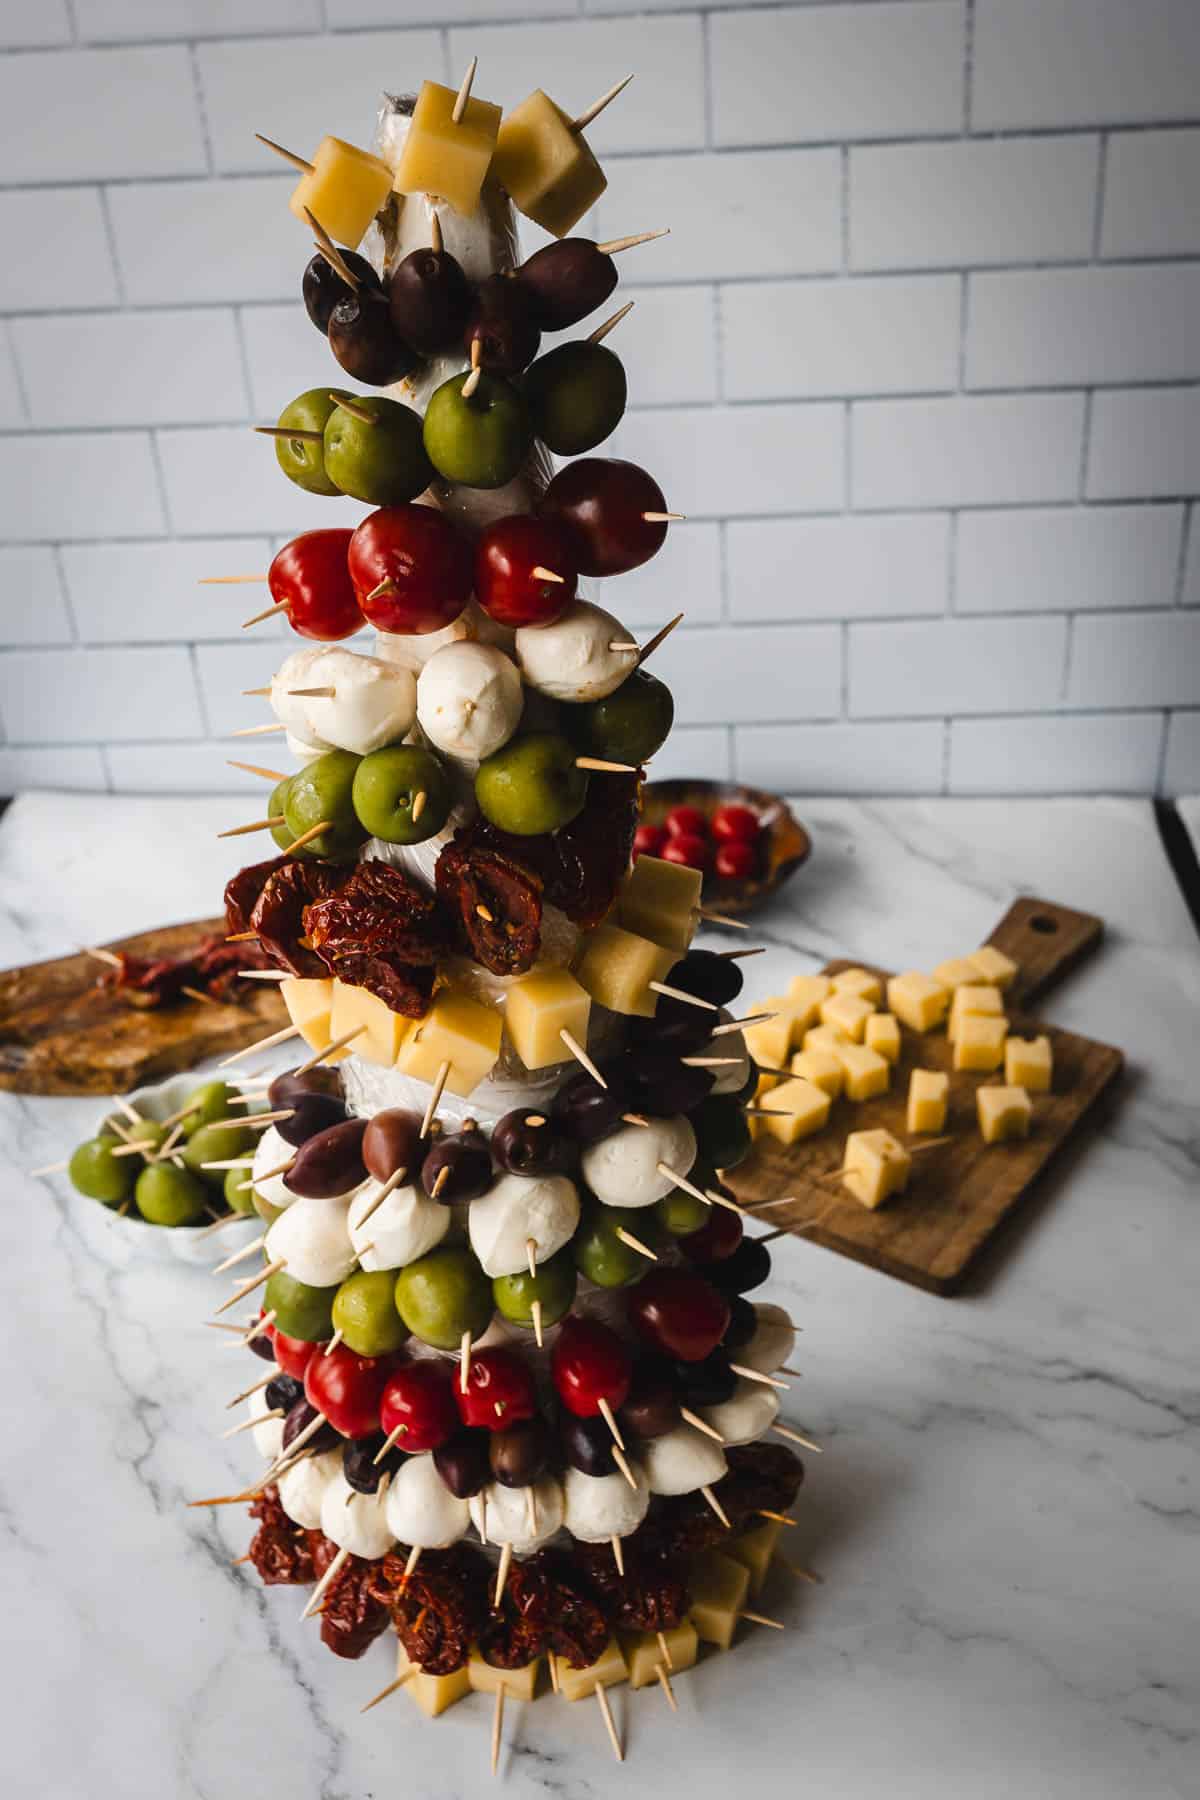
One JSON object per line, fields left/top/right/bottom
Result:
{"left": 0, "top": 2, "right": 1193, "bottom": 798}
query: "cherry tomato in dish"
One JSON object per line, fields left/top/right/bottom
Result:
{"left": 664, "top": 805, "right": 708, "bottom": 840}
{"left": 714, "top": 840, "right": 756, "bottom": 881}
{"left": 711, "top": 803, "right": 760, "bottom": 843}
{"left": 633, "top": 823, "right": 666, "bottom": 860}
{"left": 663, "top": 832, "right": 710, "bottom": 871}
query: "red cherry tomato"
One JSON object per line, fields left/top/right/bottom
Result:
{"left": 304, "top": 1343, "right": 395, "bottom": 1439}
{"left": 540, "top": 457, "right": 670, "bottom": 578}
{"left": 456, "top": 1348, "right": 537, "bottom": 1431}
{"left": 664, "top": 805, "right": 708, "bottom": 839}
{"left": 626, "top": 1268, "right": 731, "bottom": 1363}
{"left": 711, "top": 804, "right": 760, "bottom": 843}
{"left": 663, "top": 832, "right": 710, "bottom": 871}
{"left": 474, "top": 514, "right": 578, "bottom": 628}
{"left": 680, "top": 1206, "right": 744, "bottom": 1264}
{"left": 714, "top": 840, "right": 756, "bottom": 881}
{"left": 271, "top": 1326, "right": 322, "bottom": 1380}
{"left": 551, "top": 1316, "right": 632, "bottom": 1418}
{"left": 349, "top": 504, "right": 474, "bottom": 635}
{"left": 268, "top": 530, "right": 362, "bottom": 642}
{"left": 633, "top": 823, "right": 666, "bottom": 860}
{"left": 380, "top": 1360, "right": 459, "bottom": 1453}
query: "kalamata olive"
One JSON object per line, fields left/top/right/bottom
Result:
{"left": 721, "top": 1294, "right": 758, "bottom": 1350}
{"left": 421, "top": 1122, "right": 493, "bottom": 1204}
{"left": 679, "top": 1204, "right": 743, "bottom": 1264}
{"left": 363, "top": 1108, "right": 423, "bottom": 1184}
{"left": 674, "top": 1349, "right": 736, "bottom": 1408}
{"left": 264, "top": 1373, "right": 304, "bottom": 1414}
{"left": 463, "top": 275, "right": 540, "bottom": 376}
{"left": 490, "top": 1107, "right": 578, "bottom": 1177}
{"left": 343, "top": 1432, "right": 405, "bottom": 1494}
{"left": 328, "top": 289, "right": 417, "bottom": 387}
{"left": 624, "top": 1049, "right": 713, "bottom": 1118}
{"left": 698, "top": 1238, "right": 771, "bottom": 1297}
{"left": 387, "top": 244, "right": 472, "bottom": 353}
{"left": 627, "top": 1006, "right": 713, "bottom": 1057}
{"left": 618, "top": 1356, "right": 680, "bottom": 1440}
{"left": 303, "top": 248, "right": 383, "bottom": 333}
{"left": 283, "top": 1117, "right": 368, "bottom": 1199}
{"left": 269, "top": 1065, "right": 345, "bottom": 1110}
{"left": 282, "top": 1397, "right": 341, "bottom": 1455}
{"left": 248, "top": 1324, "right": 278, "bottom": 1363}
{"left": 666, "top": 949, "right": 744, "bottom": 1009}
{"left": 552, "top": 1070, "right": 627, "bottom": 1145}
{"left": 560, "top": 1409, "right": 616, "bottom": 1477}
{"left": 513, "top": 238, "right": 618, "bottom": 333}
{"left": 489, "top": 1416, "right": 551, "bottom": 1488}
{"left": 433, "top": 1427, "right": 491, "bottom": 1499}
{"left": 275, "top": 1090, "right": 349, "bottom": 1149}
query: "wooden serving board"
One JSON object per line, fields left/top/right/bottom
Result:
{"left": 728, "top": 897, "right": 1124, "bottom": 1295}
{"left": 0, "top": 919, "right": 287, "bottom": 1097}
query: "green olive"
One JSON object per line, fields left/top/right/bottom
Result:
{"left": 562, "top": 669, "right": 674, "bottom": 767}
{"left": 179, "top": 1080, "right": 236, "bottom": 1137}
{"left": 332, "top": 1269, "right": 410, "bottom": 1357}
{"left": 691, "top": 1095, "right": 753, "bottom": 1172}
{"left": 180, "top": 1120, "right": 254, "bottom": 1188}
{"left": 323, "top": 394, "right": 433, "bottom": 506}
{"left": 68, "top": 1137, "right": 136, "bottom": 1206}
{"left": 654, "top": 1187, "right": 711, "bottom": 1237}
{"left": 524, "top": 341, "right": 627, "bottom": 456}
{"left": 573, "top": 1200, "right": 657, "bottom": 1287}
{"left": 395, "top": 1245, "right": 493, "bottom": 1351}
{"left": 134, "top": 1163, "right": 208, "bottom": 1227}
{"left": 351, "top": 744, "right": 454, "bottom": 845}
{"left": 268, "top": 778, "right": 294, "bottom": 852}
{"left": 273, "top": 387, "right": 345, "bottom": 496}
{"left": 283, "top": 749, "right": 368, "bottom": 862}
{"left": 492, "top": 1247, "right": 577, "bottom": 1330}
{"left": 264, "top": 1268, "right": 338, "bottom": 1342}
{"left": 224, "top": 1164, "right": 258, "bottom": 1215}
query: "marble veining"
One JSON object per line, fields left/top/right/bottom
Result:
{"left": 0, "top": 792, "right": 1196, "bottom": 1800}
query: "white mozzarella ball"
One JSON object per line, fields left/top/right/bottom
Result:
{"left": 580, "top": 1117, "right": 697, "bottom": 1209}
{"left": 738, "top": 1303, "right": 796, "bottom": 1376}
{"left": 320, "top": 1469, "right": 396, "bottom": 1561}
{"left": 641, "top": 1424, "right": 728, "bottom": 1496}
{"left": 270, "top": 647, "right": 325, "bottom": 733}
{"left": 708, "top": 1017, "right": 751, "bottom": 1096}
{"left": 416, "top": 641, "right": 523, "bottom": 764}
{"left": 266, "top": 1196, "right": 356, "bottom": 1289}
{"left": 698, "top": 1379, "right": 779, "bottom": 1448}
{"left": 469, "top": 1477, "right": 563, "bottom": 1554}
{"left": 277, "top": 1448, "right": 342, "bottom": 1530}
{"left": 385, "top": 1452, "right": 470, "bottom": 1549}
{"left": 249, "top": 1379, "right": 284, "bottom": 1460}
{"left": 300, "top": 648, "right": 417, "bottom": 756}
{"left": 376, "top": 599, "right": 512, "bottom": 675}
{"left": 468, "top": 1172, "right": 581, "bottom": 1277}
{"left": 515, "top": 601, "right": 635, "bottom": 703}
{"left": 562, "top": 1462, "right": 650, "bottom": 1544}
{"left": 253, "top": 1125, "right": 298, "bottom": 1212}
{"left": 348, "top": 1180, "right": 449, "bottom": 1272}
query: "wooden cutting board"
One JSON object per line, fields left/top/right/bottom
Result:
{"left": 728, "top": 897, "right": 1124, "bottom": 1295}
{"left": 0, "top": 919, "right": 287, "bottom": 1096}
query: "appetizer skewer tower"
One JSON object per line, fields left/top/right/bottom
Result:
{"left": 197, "top": 62, "right": 815, "bottom": 1760}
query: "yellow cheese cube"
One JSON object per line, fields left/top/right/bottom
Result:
{"left": 790, "top": 1047, "right": 843, "bottom": 1100}
{"left": 757, "top": 1076, "right": 832, "bottom": 1145}
{"left": 330, "top": 979, "right": 413, "bottom": 1067}
{"left": 504, "top": 966, "right": 591, "bottom": 1071}
{"left": 396, "top": 1646, "right": 473, "bottom": 1717}
{"left": 842, "top": 1127, "right": 912, "bottom": 1210}
{"left": 689, "top": 1551, "right": 750, "bottom": 1650}
{"left": 831, "top": 966, "right": 883, "bottom": 1005}
{"left": 552, "top": 1637, "right": 628, "bottom": 1701}
{"left": 288, "top": 136, "right": 393, "bottom": 249}
{"left": 887, "top": 970, "right": 950, "bottom": 1032}
{"left": 621, "top": 1622, "right": 699, "bottom": 1688}
{"left": 819, "top": 991, "right": 875, "bottom": 1043}
{"left": 831, "top": 1042, "right": 890, "bottom": 1101}
{"left": 976, "top": 1083, "right": 1032, "bottom": 1144}
{"left": 754, "top": 1070, "right": 778, "bottom": 1099}
{"left": 743, "top": 997, "right": 797, "bottom": 1069}
{"left": 492, "top": 89, "right": 606, "bottom": 238}
{"left": 1005, "top": 1033, "right": 1053, "bottom": 1092}
{"left": 948, "top": 983, "right": 1004, "bottom": 1043}
{"left": 907, "top": 1068, "right": 949, "bottom": 1135}
{"left": 933, "top": 955, "right": 985, "bottom": 992}
{"left": 968, "top": 945, "right": 1018, "bottom": 990}
{"left": 617, "top": 854, "right": 701, "bottom": 952}
{"left": 575, "top": 922, "right": 674, "bottom": 1018}
{"left": 468, "top": 1647, "right": 541, "bottom": 1701}
{"left": 953, "top": 1013, "right": 1008, "bottom": 1072}
{"left": 393, "top": 79, "right": 502, "bottom": 218}
{"left": 394, "top": 988, "right": 502, "bottom": 1096}
{"left": 787, "top": 973, "right": 832, "bottom": 1029}
{"left": 864, "top": 1011, "right": 901, "bottom": 1063}
{"left": 804, "top": 1022, "right": 851, "bottom": 1054}
{"left": 727, "top": 1518, "right": 783, "bottom": 1597}
{"left": 280, "top": 975, "right": 344, "bottom": 1059}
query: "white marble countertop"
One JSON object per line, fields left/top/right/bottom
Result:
{"left": 0, "top": 792, "right": 1196, "bottom": 1800}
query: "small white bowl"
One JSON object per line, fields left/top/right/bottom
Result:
{"left": 67, "top": 1071, "right": 264, "bottom": 1270}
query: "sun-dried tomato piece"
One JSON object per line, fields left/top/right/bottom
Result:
{"left": 541, "top": 771, "right": 641, "bottom": 929}
{"left": 304, "top": 860, "right": 446, "bottom": 1019}
{"left": 250, "top": 859, "right": 350, "bottom": 977}
{"left": 313, "top": 1552, "right": 392, "bottom": 1660}
{"left": 477, "top": 1555, "right": 551, "bottom": 1669}
{"left": 574, "top": 1541, "right": 690, "bottom": 1633}
{"left": 435, "top": 832, "right": 543, "bottom": 976}
{"left": 246, "top": 1487, "right": 320, "bottom": 1586}
{"left": 325, "top": 953, "right": 436, "bottom": 1019}
{"left": 225, "top": 856, "right": 288, "bottom": 938}
{"left": 524, "top": 1547, "right": 614, "bottom": 1669}
{"left": 648, "top": 1442, "right": 806, "bottom": 1556}
{"left": 373, "top": 1544, "right": 488, "bottom": 1676}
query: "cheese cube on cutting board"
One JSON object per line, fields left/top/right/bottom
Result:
{"left": 397, "top": 1646, "right": 473, "bottom": 1717}
{"left": 689, "top": 1551, "right": 750, "bottom": 1650}
{"left": 948, "top": 983, "right": 1004, "bottom": 1043}
{"left": 933, "top": 956, "right": 986, "bottom": 992}
{"left": 864, "top": 1012, "right": 901, "bottom": 1063}
{"left": 804, "top": 1022, "right": 851, "bottom": 1055}
{"left": 831, "top": 966, "right": 883, "bottom": 1006}
{"left": 618, "top": 855, "right": 701, "bottom": 953}
{"left": 288, "top": 136, "right": 393, "bottom": 248}
{"left": 552, "top": 1637, "right": 628, "bottom": 1701}
{"left": 468, "top": 1648, "right": 541, "bottom": 1701}
{"left": 832, "top": 1041, "right": 891, "bottom": 1102}
{"left": 787, "top": 973, "right": 832, "bottom": 1029}
{"left": 977, "top": 1084, "right": 1032, "bottom": 1144}
{"left": 493, "top": 89, "right": 607, "bottom": 238}
{"left": 887, "top": 971, "right": 950, "bottom": 1032}
{"left": 953, "top": 1013, "right": 1008, "bottom": 1072}
{"left": 622, "top": 1621, "right": 699, "bottom": 1688}
{"left": 791, "top": 1047, "right": 844, "bottom": 1100}
{"left": 968, "top": 945, "right": 1018, "bottom": 990}
{"left": 281, "top": 975, "right": 343, "bottom": 1059}
{"left": 1006, "top": 1034, "right": 1053, "bottom": 1092}
{"left": 819, "top": 990, "right": 875, "bottom": 1043}
{"left": 394, "top": 79, "right": 502, "bottom": 217}
{"left": 575, "top": 923, "right": 674, "bottom": 1018}
{"left": 505, "top": 966, "right": 591, "bottom": 1070}
{"left": 841, "top": 1128, "right": 912, "bottom": 1210}
{"left": 756, "top": 1076, "right": 831, "bottom": 1145}
{"left": 907, "top": 1068, "right": 949, "bottom": 1135}
{"left": 395, "top": 987, "right": 502, "bottom": 1096}
{"left": 727, "top": 1518, "right": 784, "bottom": 1596}
{"left": 330, "top": 979, "right": 412, "bottom": 1067}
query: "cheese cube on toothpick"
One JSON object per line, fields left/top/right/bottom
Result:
{"left": 948, "top": 983, "right": 1004, "bottom": 1043}
{"left": 689, "top": 1551, "right": 750, "bottom": 1650}
{"left": 831, "top": 966, "right": 882, "bottom": 1006}
{"left": 575, "top": 922, "right": 674, "bottom": 1018}
{"left": 887, "top": 970, "right": 950, "bottom": 1032}
{"left": 281, "top": 976, "right": 342, "bottom": 1058}
{"left": 841, "top": 1128, "right": 912, "bottom": 1210}
{"left": 819, "top": 990, "right": 874, "bottom": 1043}
{"left": 790, "top": 1047, "right": 843, "bottom": 1100}
{"left": 622, "top": 1621, "right": 699, "bottom": 1688}
{"left": 953, "top": 1013, "right": 1007, "bottom": 1072}
{"left": 727, "top": 1518, "right": 784, "bottom": 1596}
{"left": 394, "top": 76, "right": 502, "bottom": 218}
{"left": 617, "top": 854, "right": 701, "bottom": 953}
{"left": 468, "top": 1648, "right": 541, "bottom": 1702}
{"left": 396, "top": 1645, "right": 473, "bottom": 1717}
{"left": 977, "top": 1084, "right": 1032, "bottom": 1144}
{"left": 505, "top": 966, "right": 592, "bottom": 1070}
{"left": 395, "top": 988, "right": 502, "bottom": 1096}
{"left": 756, "top": 1076, "right": 831, "bottom": 1145}
{"left": 1005, "top": 1033, "right": 1052, "bottom": 1092}
{"left": 968, "top": 945, "right": 1018, "bottom": 990}
{"left": 551, "top": 1637, "right": 628, "bottom": 1701}
{"left": 288, "top": 136, "right": 393, "bottom": 248}
{"left": 493, "top": 88, "right": 607, "bottom": 237}
{"left": 831, "top": 1041, "right": 890, "bottom": 1101}
{"left": 864, "top": 1012, "right": 900, "bottom": 1063}
{"left": 907, "top": 1068, "right": 948, "bottom": 1134}
{"left": 330, "top": 980, "right": 413, "bottom": 1067}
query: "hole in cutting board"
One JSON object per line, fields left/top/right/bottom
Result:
{"left": 1029, "top": 914, "right": 1058, "bottom": 934}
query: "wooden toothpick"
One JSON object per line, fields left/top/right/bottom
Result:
{"left": 218, "top": 816, "right": 285, "bottom": 840}
{"left": 559, "top": 1028, "right": 607, "bottom": 1088}
{"left": 255, "top": 132, "right": 313, "bottom": 174}
{"left": 219, "top": 1022, "right": 301, "bottom": 1067}
{"left": 242, "top": 599, "right": 289, "bottom": 629}
{"left": 571, "top": 74, "right": 633, "bottom": 132}
{"left": 594, "top": 228, "right": 669, "bottom": 257}
{"left": 451, "top": 56, "right": 477, "bottom": 124}
{"left": 636, "top": 610, "right": 684, "bottom": 667}
{"left": 421, "top": 1061, "right": 451, "bottom": 1138}
{"left": 586, "top": 300, "right": 634, "bottom": 346}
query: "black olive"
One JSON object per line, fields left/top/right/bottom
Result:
{"left": 284, "top": 1118, "right": 368, "bottom": 1199}
{"left": 343, "top": 1433, "right": 405, "bottom": 1494}
{"left": 269, "top": 1065, "right": 344, "bottom": 1110}
{"left": 666, "top": 949, "right": 744, "bottom": 1009}
{"left": 247, "top": 1326, "right": 278, "bottom": 1364}
{"left": 265, "top": 1373, "right": 304, "bottom": 1414}
{"left": 721, "top": 1294, "right": 758, "bottom": 1350}
{"left": 552, "top": 1070, "right": 627, "bottom": 1144}
{"left": 303, "top": 248, "right": 383, "bottom": 333}
{"left": 420, "top": 1124, "right": 493, "bottom": 1203}
{"left": 489, "top": 1417, "right": 551, "bottom": 1488}
{"left": 560, "top": 1410, "right": 616, "bottom": 1477}
{"left": 433, "top": 1427, "right": 491, "bottom": 1499}
{"left": 362, "top": 1108, "right": 424, "bottom": 1184}
{"left": 282, "top": 1397, "right": 340, "bottom": 1455}
{"left": 618, "top": 1356, "right": 680, "bottom": 1441}
{"left": 490, "top": 1107, "right": 578, "bottom": 1177}
{"left": 700, "top": 1238, "right": 772, "bottom": 1297}
{"left": 274, "top": 1090, "right": 348, "bottom": 1149}
{"left": 674, "top": 1350, "right": 736, "bottom": 1408}
{"left": 623, "top": 1049, "right": 713, "bottom": 1118}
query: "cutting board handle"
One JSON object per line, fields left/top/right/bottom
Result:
{"left": 987, "top": 896, "right": 1104, "bottom": 1007}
